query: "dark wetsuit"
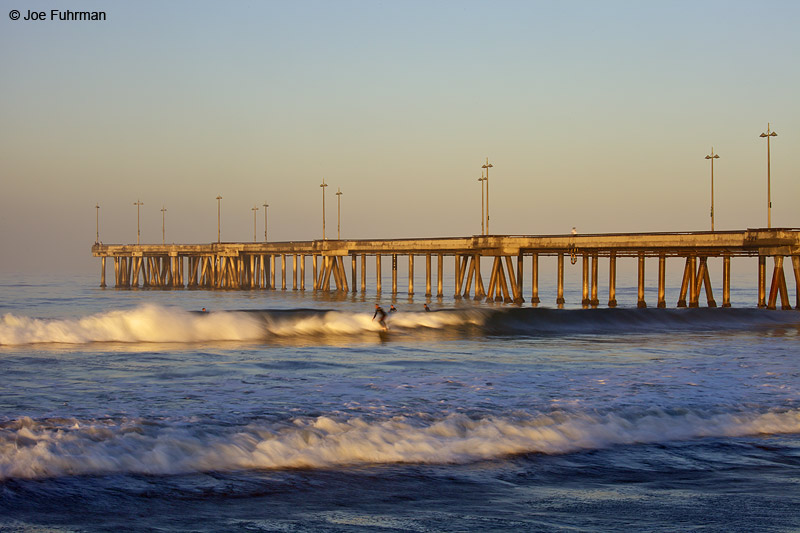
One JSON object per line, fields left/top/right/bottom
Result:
{"left": 373, "top": 306, "right": 387, "bottom": 329}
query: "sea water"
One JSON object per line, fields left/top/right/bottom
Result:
{"left": 1, "top": 273, "right": 799, "bottom": 532}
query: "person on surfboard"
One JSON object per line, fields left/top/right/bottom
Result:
{"left": 372, "top": 304, "right": 388, "bottom": 331}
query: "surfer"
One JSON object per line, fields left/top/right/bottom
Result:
{"left": 201, "top": 307, "right": 208, "bottom": 313}
{"left": 372, "top": 304, "right": 388, "bottom": 331}
{"left": 389, "top": 305, "right": 397, "bottom": 313}
{"left": 423, "top": 303, "right": 431, "bottom": 312}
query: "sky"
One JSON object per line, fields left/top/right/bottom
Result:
{"left": 1, "top": 0, "right": 798, "bottom": 274}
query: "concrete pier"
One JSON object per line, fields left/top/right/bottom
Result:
{"left": 92, "top": 229, "right": 800, "bottom": 309}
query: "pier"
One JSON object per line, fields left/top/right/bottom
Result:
{"left": 92, "top": 229, "right": 800, "bottom": 310}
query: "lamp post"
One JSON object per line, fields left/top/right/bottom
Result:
{"left": 336, "top": 187, "right": 342, "bottom": 240}
{"left": 481, "top": 158, "right": 493, "bottom": 234}
{"left": 252, "top": 206, "right": 259, "bottom": 242}
{"left": 705, "top": 148, "right": 719, "bottom": 231}
{"left": 161, "top": 206, "right": 167, "bottom": 244}
{"left": 478, "top": 171, "right": 486, "bottom": 235}
{"left": 95, "top": 203, "right": 100, "bottom": 244}
{"left": 134, "top": 199, "right": 143, "bottom": 244}
{"left": 216, "top": 195, "right": 222, "bottom": 243}
{"left": 759, "top": 123, "right": 778, "bottom": 228}
{"left": 320, "top": 179, "right": 328, "bottom": 240}
{"left": 268, "top": 200, "right": 269, "bottom": 242}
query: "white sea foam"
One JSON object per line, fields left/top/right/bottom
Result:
{"left": 0, "top": 305, "right": 266, "bottom": 345}
{"left": 2, "top": 409, "right": 799, "bottom": 480}
{"left": 0, "top": 305, "right": 483, "bottom": 345}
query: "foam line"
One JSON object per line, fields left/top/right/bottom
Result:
{"left": 2, "top": 408, "right": 799, "bottom": 480}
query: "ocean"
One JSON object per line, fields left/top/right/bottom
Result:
{"left": 1, "top": 271, "right": 799, "bottom": 532}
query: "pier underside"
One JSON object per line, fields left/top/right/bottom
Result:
{"left": 93, "top": 229, "right": 800, "bottom": 309}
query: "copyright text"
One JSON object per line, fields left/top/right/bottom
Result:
{"left": 9, "top": 9, "right": 107, "bottom": 21}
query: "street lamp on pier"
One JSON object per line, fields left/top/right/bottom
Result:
{"left": 705, "top": 148, "right": 719, "bottom": 231}
{"left": 216, "top": 195, "right": 223, "bottom": 243}
{"left": 759, "top": 123, "right": 778, "bottom": 228}
{"left": 95, "top": 203, "right": 100, "bottom": 244}
{"left": 252, "top": 206, "right": 259, "bottom": 242}
{"left": 134, "top": 200, "right": 143, "bottom": 244}
{"left": 478, "top": 171, "right": 486, "bottom": 235}
{"left": 161, "top": 206, "right": 167, "bottom": 244}
{"left": 320, "top": 179, "right": 328, "bottom": 240}
{"left": 336, "top": 187, "right": 342, "bottom": 240}
{"left": 262, "top": 202, "right": 269, "bottom": 242}
{"left": 481, "top": 158, "right": 493, "bottom": 234}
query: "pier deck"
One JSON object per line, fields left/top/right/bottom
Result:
{"left": 92, "top": 229, "right": 800, "bottom": 309}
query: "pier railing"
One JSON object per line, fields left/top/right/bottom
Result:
{"left": 92, "top": 228, "right": 800, "bottom": 309}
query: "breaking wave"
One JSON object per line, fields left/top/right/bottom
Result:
{"left": 1, "top": 304, "right": 796, "bottom": 346}
{"left": 2, "top": 408, "right": 799, "bottom": 480}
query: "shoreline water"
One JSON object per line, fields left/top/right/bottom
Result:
{"left": 1, "top": 275, "right": 798, "bottom": 532}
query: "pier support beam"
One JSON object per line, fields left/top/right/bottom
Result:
{"left": 657, "top": 255, "right": 666, "bottom": 308}
{"left": 556, "top": 253, "right": 565, "bottom": 306}
{"left": 758, "top": 255, "right": 767, "bottom": 308}
{"left": 437, "top": 254, "right": 443, "bottom": 298}
{"left": 767, "top": 256, "right": 791, "bottom": 310}
{"left": 408, "top": 254, "right": 414, "bottom": 296}
{"left": 607, "top": 253, "right": 617, "bottom": 308}
{"left": 475, "top": 253, "right": 485, "bottom": 300}
{"left": 531, "top": 253, "right": 540, "bottom": 305}
{"left": 506, "top": 255, "right": 522, "bottom": 303}
{"left": 590, "top": 253, "right": 599, "bottom": 307}
{"left": 581, "top": 254, "right": 590, "bottom": 308}
{"left": 498, "top": 258, "right": 512, "bottom": 303}
{"left": 792, "top": 256, "right": 800, "bottom": 310}
{"left": 376, "top": 255, "right": 382, "bottom": 293}
{"left": 689, "top": 256, "right": 699, "bottom": 308}
{"left": 338, "top": 257, "right": 349, "bottom": 292}
{"left": 391, "top": 255, "right": 398, "bottom": 295}
{"left": 300, "top": 255, "right": 305, "bottom": 290}
{"left": 454, "top": 255, "right": 465, "bottom": 298}
{"left": 637, "top": 253, "right": 646, "bottom": 308}
{"left": 485, "top": 257, "right": 498, "bottom": 302}
{"left": 696, "top": 257, "right": 716, "bottom": 307}
{"left": 100, "top": 257, "right": 106, "bottom": 288}
{"left": 361, "top": 254, "right": 367, "bottom": 293}
{"left": 351, "top": 254, "right": 357, "bottom": 293}
{"left": 722, "top": 255, "right": 731, "bottom": 307}
{"left": 677, "top": 257, "right": 690, "bottom": 307}
{"left": 425, "top": 254, "right": 432, "bottom": 297}
{"left": 463, "top": 256, "right": 475, "bottom": 299}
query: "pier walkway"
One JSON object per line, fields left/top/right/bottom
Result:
{"left": 92, "top": 228, "right": 800, "bottom": 309}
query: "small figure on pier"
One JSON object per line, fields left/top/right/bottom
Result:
{"left": 423, "top": 303, "right": 431, "bottom": 312}
{"left": 389, "top": 305, "right": 397, "bottom": 313}
{"left": 571, "top": 227, "right": 577, "bottom": 235}
{"left": 373, "top": 304, "right": 388, "bottom": 331}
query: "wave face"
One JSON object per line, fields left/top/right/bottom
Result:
{"left": 3, "top": 408, "right": 799, "bottom": 480}
{"left": 1, "top": 304, "right": 797, "bottom": 346}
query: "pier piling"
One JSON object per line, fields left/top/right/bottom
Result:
{"left": 91, "top": 230, "right": 800, "bottom": 309}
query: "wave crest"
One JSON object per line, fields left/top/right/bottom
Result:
{"left": 2, "top": 408, "right": 799, "bottom": 480}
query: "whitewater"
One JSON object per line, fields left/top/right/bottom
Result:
{"left": 1, "top": 274, "right": 799, "bottom": 532}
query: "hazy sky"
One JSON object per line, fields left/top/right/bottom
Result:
{"left": 1, "top": 0, "right": 798, "bottom": 274}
